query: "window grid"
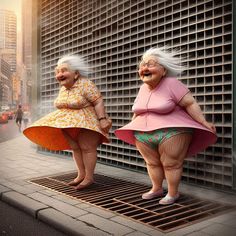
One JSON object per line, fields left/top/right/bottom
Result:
{"left": 40, "top": 0, "right": 233, "bottom": 192}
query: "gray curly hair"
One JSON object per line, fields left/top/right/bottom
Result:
{"left": 57, "top": 55, "right": 92, "bottom": 77}
{"left": 142, "top": 46, "right": 186, "bottom": 77}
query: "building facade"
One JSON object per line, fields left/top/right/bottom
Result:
{"left": 12, "top": 72, "right": 21, "bottom": 105}
{"left": 0, "top": 9, "right": 17, "bottom": 72}
{"left": 21, "top": 0, "right": 33, "bottom": 110}
{"left": 0, "top": 9, "right": 17, "bottom": 109}
{"left": 34, "top": 0, "right": 235, "bottom": 192}
{"left": 0, "top": 58, "right": 12, "bottom": 108}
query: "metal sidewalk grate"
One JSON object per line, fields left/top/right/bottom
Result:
{"left": 29, "top": 172, "right": 234, "bottom": 232}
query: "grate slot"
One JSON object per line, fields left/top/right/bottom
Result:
{"left": 113, "top": 198, "right": 160, "bottom": 215}
{"left": 29, "top": 172, "right": 234, "bottom": 233}
{"left": 148, "top": 204, "right": 222, "bottom": 226}
{"left": 157, "top": 205, "right": 229, "bottom": 230}
{"left": 124, "top": 201, "right": 207, "bottom": 220}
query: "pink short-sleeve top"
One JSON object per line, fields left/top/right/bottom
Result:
{"left": 114, "top": 77, "right": 217, "bottom": 157}
{"left": 132, "top": 76, "right": 189, "bottom": 115}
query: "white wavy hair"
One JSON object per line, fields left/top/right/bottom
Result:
{"left": 57, "top": 55, "right": 92, "bottom": 77}
{"left": 142, "top": 46, "right": 186, "bottom": 76}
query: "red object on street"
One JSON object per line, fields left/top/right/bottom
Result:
{"left": 0, "top": 112, "right": 8, "bottom": 124}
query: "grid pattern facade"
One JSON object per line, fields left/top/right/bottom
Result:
{"left": 22, "top": 0, "right": 33, "bottom": 72}
{"left": 0, "top": 58, "right": 12, "bottom": 107}
{"left": 39, "top": 0, "right": 234, "bottom": 192}
{"left": 0, "top": 10, "right": 17, "bottom": 72}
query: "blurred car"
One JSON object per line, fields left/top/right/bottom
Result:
{"left": 0, "top": 112, "right": 8, "bottom": 124}
{"left": 4, "top": 110, "right": 14, "bottom": 120}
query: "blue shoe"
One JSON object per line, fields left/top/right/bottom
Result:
{"left": 142, "top": 188, "right": 164, "bottom": 200}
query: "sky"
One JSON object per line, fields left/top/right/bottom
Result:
{"left": 0, "top": 0, "right": 21, "bottom": 14}
{"left": 0, "top": 0, "right": 22, "bottom": 30}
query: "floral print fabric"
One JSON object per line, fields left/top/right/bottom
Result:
{"left": 23, "top": 78, "right": 109, "bottom": 150}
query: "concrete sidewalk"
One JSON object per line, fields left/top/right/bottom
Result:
{"left": 0, "top": 135, "right": 236, "bottom": 236}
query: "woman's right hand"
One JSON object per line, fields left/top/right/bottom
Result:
{"left": 99, "top": 118, "right": 112, "bottom": 133}
{"left": 132, "top": 113, "right": 137, "bottom": 121}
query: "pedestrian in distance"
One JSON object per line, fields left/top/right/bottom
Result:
{"left": 23, "top": 110, "right": 31, "bottom": 128}
{"left": 15, "top": 105, "right": 23, "bottom": 132}
{"left": 24, "top": 55, "right": 112, "bottom": 190}
{"left": 115, "top": 46, "right": 217, "bottom": 205}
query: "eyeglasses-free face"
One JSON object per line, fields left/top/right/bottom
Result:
{"left": 55, "top": 64, "right": 77, "bottom": 89}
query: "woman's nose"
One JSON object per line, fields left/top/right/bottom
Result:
{"left": 56, "top": 72, "right": 63, "bottom": 78}
{"left": 141, "top": 65, "right": 149, "bottom": 71}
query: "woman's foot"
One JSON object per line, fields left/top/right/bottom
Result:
{"left": 74, "top": 179, "right": 94, "bottom": 190}
{"left": 142, "top": 188, "right": 164, "bottom": 200}
{"left": 68, "top": 177, "right": 84, "bottom": 186}
{"left": 159, "top": 193, "right": 180, "bottom": 205}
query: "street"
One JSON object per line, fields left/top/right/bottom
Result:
{"left": 0, "top": 120, "right": 67, "bottom": 236}
{"left": 0, "top": 201, "right": 67, "bottom": 236}
{"left": 0, "top": 119, "right": 22, "bottom": 143}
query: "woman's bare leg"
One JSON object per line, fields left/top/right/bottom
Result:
{"left": 62, "top": 129, "right": 85, "bottom": 184}
{"left": 76, "top": 129, "right": 101, "bottom": 188}
{"left": 159, "top": 133, "right": 192, "bottom": 197}
{"left": 136, "top": 140, "right": 164, "bottom": 192}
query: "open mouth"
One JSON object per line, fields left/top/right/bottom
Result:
{"left": 142, "top": 72, "right": 152, "bottom": 78}
{"left": 58, "top": 77, "right": 66, "bottom": 81}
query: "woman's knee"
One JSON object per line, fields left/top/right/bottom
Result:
{"left": 145, "top": 157, "right": 162, "bottom": 167}
{"left": 79, "top": 136, "right": 99, "bottom": 153}
{"left": 160, "top": 156, "right": 183, "bottom": 170}
{"left": 140, "top": 152, "right": 161, "bottom": 167}
{"left": 78, "top": 130, "right": 100, "bottom": 152}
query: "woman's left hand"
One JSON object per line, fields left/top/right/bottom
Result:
{"left": 202, "top": 120, "right": 216, "bottom": 134}
{"left": 99, "top": 118, "right": 112, "bottom": 133}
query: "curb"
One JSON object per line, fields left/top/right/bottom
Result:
{"left": 0, "top": 188, "right": 111, "bottom": 236}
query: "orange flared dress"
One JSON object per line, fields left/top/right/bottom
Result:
{"left": 23, "top": 78, "right": 109, "bottom": 150}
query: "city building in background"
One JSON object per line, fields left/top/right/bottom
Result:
{"left": 0, "top": 9, "right": 17, "bottom": 72}
{"left": 0, "top": 2, "right": 32, "bottom": 111}
{"left": 0, "top": 57, "right": 12, "bottom": 108}
{"left": 12, "top": 71, "right": 21, "bottom": 106}
{"left": 0, "top": 9, "right": 17, "bottom": 110}
{"left": 21, "top": 0, "right": 32, "bottom": 110}
{"left": 32, "top": 0, "right": 235, "bottom": 192}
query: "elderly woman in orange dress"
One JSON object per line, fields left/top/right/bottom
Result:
{"left": 24, "top": 55, "right": 112, "bottom": 190}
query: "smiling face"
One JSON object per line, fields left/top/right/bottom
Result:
{"left": 55, "top": 63, "right": 79, "bottom": 89}
{"left": 138, "top": 56, "right": 166, "bottom": 89}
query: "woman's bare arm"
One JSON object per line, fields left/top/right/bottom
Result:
{"left": 179, "top": 92, "right": 216, "bottom": 133}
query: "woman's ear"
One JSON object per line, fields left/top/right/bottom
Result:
{"left": 74, "top": 70, "right": 80, "bottom": 79}
{"left": 163, "top": 68, "right": 167, "bottom": 77}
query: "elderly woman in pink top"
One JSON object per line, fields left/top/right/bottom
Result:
{"left": 115, "top": 46, "right": 217, "bottom": 205}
